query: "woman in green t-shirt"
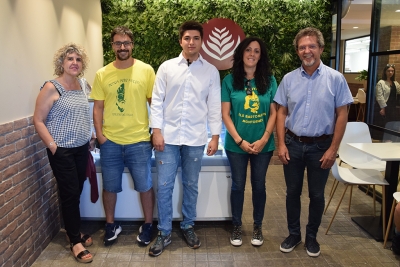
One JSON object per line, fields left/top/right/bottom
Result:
{"left": 221, "top": 37, "right": 277, "bottom": 247}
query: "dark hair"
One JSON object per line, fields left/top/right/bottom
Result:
{"left": 293, "top": 27, "right": 325, "bottom": 50}
{"left": 382, "top": 64, "right": 396, "bottom": 81}
{"left": 231, "top": 37, "right": 272, "bottom": 95}
{"left": 179, "top": 21, "right": 203, "bottom": 40}
{"left": 111, "top": 26, "right": 134, "bottom": 43}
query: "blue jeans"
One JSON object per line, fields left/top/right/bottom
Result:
{"left": 283, "top": 133, "right": 332, "bottom": 239}
{"left": 100, "top": 140, "right": 152, "bottom": 192}
{"left": 155, "top": 144, "right": 205, "bottom": 235}
{"left": 226, "top": 150, "right": 273, "bottom": 226}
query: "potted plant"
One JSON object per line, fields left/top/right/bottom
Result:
{"left": 355, "top": 69, "right": 368, "bottom": 90}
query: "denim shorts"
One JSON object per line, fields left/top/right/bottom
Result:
{"left": 100, "top": 139, "right": 152, "bottom": 193}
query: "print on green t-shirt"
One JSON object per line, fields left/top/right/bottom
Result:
{"left": 244, "top": 90, "right": 259, "bottom": 114}
{"left": 116, "top": 83, "right": 125, "bottom": 112}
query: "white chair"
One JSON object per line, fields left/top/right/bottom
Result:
{"left": 327, "top": 122, "right": 386, "bottom": 199}
{"left": 325, "top": 161, "right": 388, "bottom": 235}
{"left": 383, "top": 192, "right": 400, "bottom": 248}
{"left": 356, "top": 88, "right": 366, "bottom": 122}
{"left": 348, "top": 90, "right": 359, "bottom": 114}
{"left": 338, "top": 122, "right": 386, "bottom": 171}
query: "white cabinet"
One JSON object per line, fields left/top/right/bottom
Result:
{"left": 79, "top": 155, "right": 232, "bottom": 221}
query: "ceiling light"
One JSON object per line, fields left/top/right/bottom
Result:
{"left": 396, "top": 10, "right": 400, "bottom": 12}
{"left": 353, "top": 27, "right": 359, "bottom": 29}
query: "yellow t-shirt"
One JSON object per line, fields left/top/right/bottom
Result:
{"left": 91, "top": 60, "right": 155, "bottom": 144}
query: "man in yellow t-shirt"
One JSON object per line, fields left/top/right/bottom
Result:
{"left": 92, "top": 26, "right": 155, "bottom": 247}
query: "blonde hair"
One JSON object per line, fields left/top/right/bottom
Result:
{"left": 53, "top": 43, "right": 89, "bottom": 78}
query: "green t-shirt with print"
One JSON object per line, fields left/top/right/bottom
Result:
{"left": 221, "top": 74, "right": 277, "bottom": 154}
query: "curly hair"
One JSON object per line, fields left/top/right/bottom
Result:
{"left": 293, "top": 27, "right": 325, "bottom": 51}
{"left": 53, "top": 43, "right": 89, "bottom": 78}
{"left": 382, "top": 64, "right": 396, "bottom": 81}
{"left": 231, "top": 37, "right": 272, "bottom": 95}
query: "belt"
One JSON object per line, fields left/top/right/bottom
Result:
{"left": 286, "top": 129, "right": 332, "bottom": 143}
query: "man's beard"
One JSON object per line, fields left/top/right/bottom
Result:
{"left": 117, "top": 50, "right": 131, "bottom": 61}
{"left": 302, "top": 58, "right": 316, "bottom": 67}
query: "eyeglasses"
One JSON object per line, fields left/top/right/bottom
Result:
{"left": 297, "top": 44, "right": 319, "bottom": 52}
{"left": 387, "top": 64, "right": 395, "bottom": 67}
{"left": 246, "top": 80, "right": 252, "bottom": 95}
{"left": 112, "top": 41, "right": 133, "bottom": 48}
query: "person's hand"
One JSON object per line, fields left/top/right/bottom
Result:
{"left": 152, "top": 131, "right": 165, "bottom": 151}
{"left": 319, "top": 147, "right": 337, "bottom": 169}
{"left": 206, "top": 138, "right": 218, "bottom": 156}
{"left": 89, "top": 138, "right": 96, "bottom": 151}
{"left": 97, "top": 134, "right": 108, "bottom": 145}
{"left": 239, "top": 140, "right": 258, "bottom": 154}
{"left": 250, "top": 139, "right": 267, "bottom": 154}
{"left": 380, "top": 108, "right": 386, "bottom": 116}
{"left": 50, "top": 144, "right": 58, "bottom": 155}
{"left": 277, "top": 144, "right": 290, "bottom": 164}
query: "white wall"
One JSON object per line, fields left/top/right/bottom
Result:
{"left": 0, "top": 0, "right": 103, "bottom": 124}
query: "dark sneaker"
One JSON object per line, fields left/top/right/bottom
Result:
{"left": 182, "top": 227, "right": 201, "bottom": 249}
{"left": 391, "top": 233, "right": 400, "bottom": 255}
{"left": 251, "top": 224, "right": 264, "bottom": 246}
{"left": 305, "top": 236, "right": 320, "bottom": 257}
{"left": 104, "top": 223, "right": 122, "bottom": 246}
{"left": 230, "top": 225, "right": 242, "bottom": 246}
{"left": 137, "top": 223, "right": 153, "bottom": 245}
{"left": 148, "top": 232, "right": 171, "bottom": 257}
{"left": 280, "top": 234, "right": 301, "bottom": 253}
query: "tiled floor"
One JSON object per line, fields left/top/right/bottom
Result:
{"left": 32, "top": 164, "right": 400, "bottom": 266}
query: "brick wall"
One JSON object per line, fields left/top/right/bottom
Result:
{"left": 377, "top": 26, "right": 400, "bottom": 79}
{"left": 0, "top": 116, "right": 60, "bottom": 267}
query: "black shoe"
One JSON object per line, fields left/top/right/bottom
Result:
{"left": 251, "top": 224, "right": 264, "bottom": 246}
{"left": 104, "top": 223, "right": 122, "bottom": 246}
{"left": 230, "top": 225, "right": 242, "bottom": 246}
{"left": 391, "top": 233, "right": 400, "bottom": 255}
{"left": 305, "top": 236, "right": 320, "bottom": 257}
{"left": 280, "top": 234, "right": 301, "bottom": 253}
{"left": 182, "top": 227, "right": 201, "bottom": 249}
{"left": 137, "top": 223, "right": 153, "bottom": 245}
{"left": 148, "top": 232, "right": 171, "bottom": 257}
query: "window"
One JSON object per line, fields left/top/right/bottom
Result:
{"left": 344, "top": 36, "right": 370, "bottom": 73}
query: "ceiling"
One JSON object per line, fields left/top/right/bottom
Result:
{"left": 341, "top": 0, "right": 400, "bottom": 40}
{"left": 341, "top": 0, "right": 372, "bottom": 40}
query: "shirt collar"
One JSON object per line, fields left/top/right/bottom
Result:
{"left": 178, "top": 52, "right": 204, "bottom": 65}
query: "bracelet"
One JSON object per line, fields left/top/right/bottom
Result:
{"left": 237, "top": 139, "right": 243, "bottom": 146}
{"left": 265, "top": 130, "right": 270, "bottom": 135}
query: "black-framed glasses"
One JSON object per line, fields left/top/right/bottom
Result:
{"left": 387, "top": 64, "right": 395, "bottom": 67}
{"left": 112, "top": 41, "right": 133, "bottom": 48}
{"left": 246, "top": 80, "right": 252, "bottom": 95}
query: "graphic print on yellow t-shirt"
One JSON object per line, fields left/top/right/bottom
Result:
{"left": 116, "top": 83, "right": 125, "bottom": 112}
{"left": 244, "top": 90, "right": 260, "bottom": 113}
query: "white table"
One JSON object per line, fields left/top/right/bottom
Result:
{"left": 347, "top": 143, "right": 400, "bottom": 241}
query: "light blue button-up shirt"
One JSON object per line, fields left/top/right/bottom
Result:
{"left": 274, "top": 62, "right": 353, "bottom": 137}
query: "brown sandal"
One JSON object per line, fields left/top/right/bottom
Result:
{"left": 66, "top": 233, "right": 93, "bottom": 247}
{"left": 70, "top": 244, "right": 93, "bottom": 263}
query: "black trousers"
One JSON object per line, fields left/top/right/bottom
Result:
{"left": 47, "top": 142, "right": 89, "bottom": 245}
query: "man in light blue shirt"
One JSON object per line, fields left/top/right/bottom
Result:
{"left": 149, "top": 21, "right": 222, "bottom": 257}
{"left": 274, "top": 27, "right": 353, "bottom": 257}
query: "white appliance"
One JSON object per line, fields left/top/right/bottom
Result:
{"left": 79, "top": 153, "right": 232, "bottom": 221}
